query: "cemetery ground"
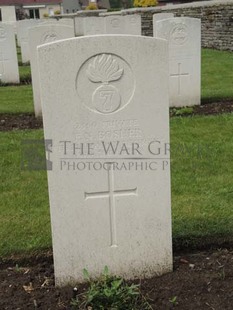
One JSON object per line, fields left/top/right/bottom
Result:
{"left": 0, "top": 48, "right": 233, "bottom": 309}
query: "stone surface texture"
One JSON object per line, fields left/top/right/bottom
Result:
{"left": 153, "top": 13, "right": 174, "bottom": 36}
{"left": 38, "top": 35, "right": 172, "bottom": 286}
{"left": 0, "top": 23, "right": 19, "bottom": 83}
{"left": 83, "top": 17, "right": 106, "bottom": 35}
{"left": 29, "top": 24, "right": 74, "bottom": 117}
{"left": 155, "top": 17, "right": 201, "bottom": 107}
{"left": 83, "top": 15, "right": 141, "bottom": 35}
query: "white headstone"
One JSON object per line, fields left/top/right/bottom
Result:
{"left": 83, "top": 17, "right": 106, "bottom": 35}
{"left": 29, "top": 24, "right": 74, "bottom": 117}
{"left": 38, "top": 35, "right": 172, "bottom": 286}
{"left": 105, "top": 15, "right": 141, "bottom": 35}
{"left": 124, "top": 15, "right": 141, "bottom": 35}
{"left": 16, "top": 21, "right": 21, "bottom": 47}
{"left": 105, "top": 16, "right": 125, "bottom": 34}
{"left": 43, "top": 18, "right": 75, "bottom": 32}
{"left": 17, "top": 19, "right": 41, "bottom": 62}
{"left": 85, "top": 15, "right": 141, "bottom": 35}
{"left": 0, "top": 23, "right": 19, "bottom": 83}
{"left": 74, "top": 17, "right": 84, "bottom": 36}
{"left": 54, "top": 18, "right": 74, "bottom": 27}
{"left": 99, "top": 11, "right": 122, "bottom": 17}
{"left": 153, "top": 13, "right": 174, "bottom": 36}
{"left": 0, "top": 6, "right": 16, "bottom": 23}
{"left": 5, "top": 21, "right": 17, "bottom": 34}
{"left": 154, "top": 17, "right": 201, "bottom": 107}
{"left": 17, "top": 19, "right": 74, "bottom": 61}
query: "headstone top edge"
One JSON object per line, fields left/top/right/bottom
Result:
{"left": 37, "top": 34, "right": 168, "bottom": 51}
{"left": 39, "top": 34, "right": 167, "bottom": 42}
{"left": 156, "top": 16, "right": 201, "bottom": 22}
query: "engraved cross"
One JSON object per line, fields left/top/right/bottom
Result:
{"left": 170, "top": 63, "right": 189, "bottom": 95}
{"left": 84, "top": 164, "right": 137, "bottom": 247}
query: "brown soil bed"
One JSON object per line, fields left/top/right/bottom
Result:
{"left": 170, "top": 99, "right": 233, "bottom": 117}
{"left": 0, "top": 113, "right": 43, "bottom": 131}
{"left": 1, "top": 100, "right": 233, "bottom": 132}
{"left": 1, "top": 249, "right": 233, "bottom": 309}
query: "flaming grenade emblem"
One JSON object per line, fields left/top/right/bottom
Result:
{"left": 86, "top": 54, "right": 124, "bottom": 114}
{"left": 42, "top": 33, "right": 58, "bottom": 44}
{"left": 171, "top": 24, "right": 188, "bottom": 45}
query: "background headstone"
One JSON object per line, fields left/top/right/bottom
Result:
{"left": 0, "top": 6, "right": 16, "bottom": 24}
{"left": 17, "top": 19, "right": 41, "bottom": 63}
{"left": 83, "top": 15, "right": 141, "bottom": 36}
{"left": 105, "top": 15, "right": 141, "bottom": 35}
{"left": 38, "top": 35, "right": 172, "bottom": 286}
{"left": 57, "top": 18, "right": 75, "bottom": 27}
{"left": 154, "top": 17, "right": 201, "bottom": 107}
{"left": 105, "top": 16, "right": 125, "bottom": 34}
{"left": 0, "top": 23, "right": 19, "bottom": 84}
{"left": 17, "top": 19, "right": 74, "bottom": 63}
{"left": 153, "top": 13, "right": 174, "bottom": 36}
{"left": 43, "top": 18, "right": 75, "bottom": 33}
{"left": 124, "top": 15, "right": 141, "bottom": 35}
{"left": 74, "top": 17, "right": 84, "bottom": 36}
{"left": 17, "top": 20, "right": 36, "bottom": 47}
{"left": 83, "top": 17, "right": 106, "bottom": 35}
{"left": 99, "top": 11, "right": 122, "bottom": 17}
{"left": 29, "top": 24, "right": 74, "bottom": 117}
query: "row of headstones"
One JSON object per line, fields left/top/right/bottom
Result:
{"left": 0, "top": 14, "right": 201, "bottom": 116}
{"left": 76, "top": 15, "right": 141, "bottom": 36}
{"left": 0, "top": 16, "right": 200, "bottom": 285}
{"left": 0, "top": 19, "right": 74, "bottom": 84}
{"left": 75, "top": 13, "right": 176, "bottom": 36}
{"left": 17, "top": 16, "right": 139, "bottom": 65}
{"left": 17, "top": 18, "right": 74, "bottom": 63}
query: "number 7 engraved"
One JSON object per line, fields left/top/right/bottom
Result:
{"left": 100, "top": 90, "right": 114, "bottom": 112}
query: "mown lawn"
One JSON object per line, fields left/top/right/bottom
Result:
{"left": 0, "top": 130, "right": 51, "bottom": 256}
{"left": 0, "top": 85, "right": 33, "bottom": 114}
{"left": 17, "top": 45, "right": 22, "bottom": 64}
{"left": 201, "top": 49, "right": 233, "bottom": 101}
{"left": 0, "top": 114, "right": 233, "bottom": 257}
{"left": 0, "top": 47, "right": 232, "bottom": 257}
{"left": 0, "top": 48, "right": 232, "bottom": 114}
{"left": 19, "top": 65, "right": 31, "bottom": 79}
{"left": 17, "top": 45, "right": 31, "bottom": 83}
{"left": 171, "top": 114, "right": 233, "bottom": 249}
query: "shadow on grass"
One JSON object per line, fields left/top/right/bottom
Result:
{"left": 173, "top": 235, "right": 233, "bottom": 254}
{"left": 201, "top": 97, "right": 233, "bottom": 104}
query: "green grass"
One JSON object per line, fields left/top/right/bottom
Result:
{"left": 201, "top": 49, "right": 233, "bottom": 101}
{"left": 0, "top": 48, "right": 232, "bottom": 114}
{"left": 1, "top": 114, "right": 233, "bottom": 257}
{"left": 17, "top": 46, "right": 22, "bottom": 64}
{"left": 171, "top": 114, "right": 233, "bottom": 249}
{"left": 0, "top": 85, "right": 33, "bottom": 114}
{"left": 0, "top": 130, "right": 51, "bottom": 257}
{"left": 19, "top": 65, "right": 31, "bottom": 79}
{"left": 0, "top": 48, "right": 233, "bottom": 257}
{"left": 17, "top": 45, "right": 31, "bottom": 82}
